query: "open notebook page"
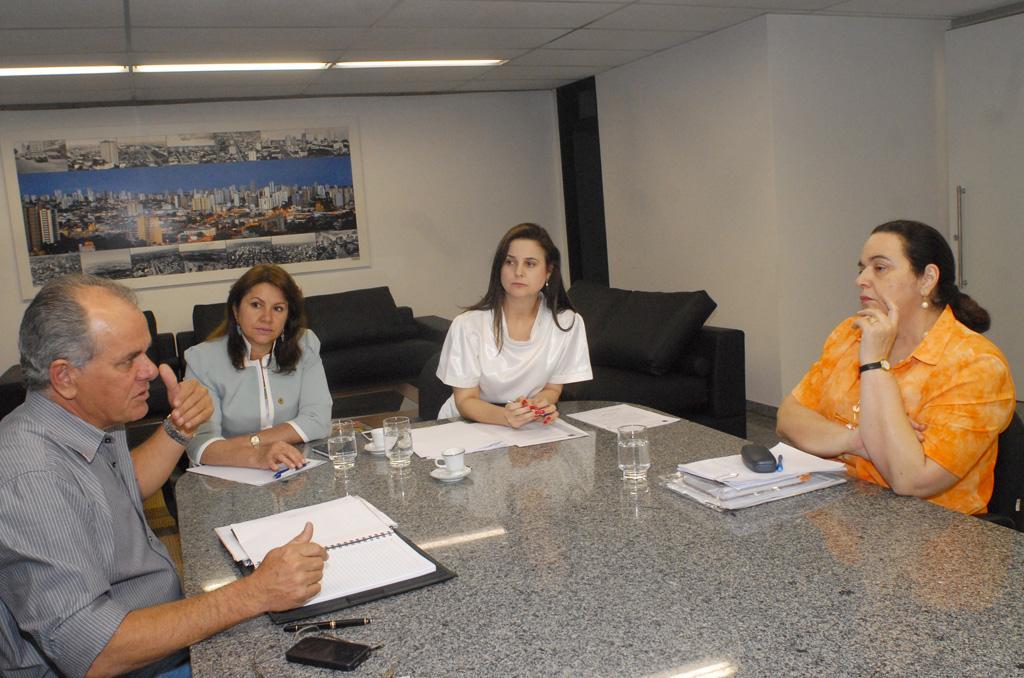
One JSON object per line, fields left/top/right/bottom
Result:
{"left": 230, "top": 495, "right": 393, "bottom": 565}
{"left": 301, "top": 532, "right": 437, "bottom": 607}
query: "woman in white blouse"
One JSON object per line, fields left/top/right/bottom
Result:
{"left": 436, "top": 223, "right": 592, "bottom": 427}
{"left": 184, "top": 264, "right": 331, "bottom": 469}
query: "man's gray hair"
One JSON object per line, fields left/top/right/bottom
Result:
{"left": 19, "top": 274, "right": 138, "bottom": 391}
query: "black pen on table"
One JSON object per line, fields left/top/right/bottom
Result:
{"left": 283, "top": 617, "right": 370, "bottom": 632}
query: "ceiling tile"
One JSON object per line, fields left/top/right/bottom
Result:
{"left": 478, "top": 64, "right": 599, "bottom": 80}
{"left": 0, "top": 73, "right": 129, "bottom": 94}
{"left": 352, "top": 27, "right": 571, "bottom": 50}
{"left": 457, "top": 79, "right": 571, "bottom": 91}
{"left": 377, "top": 0, "right": 621, "bottom": 28}
{"left": 546, "top": 28, "right": 703, "bottom": 50}
{"left": 312, "top": 66, "right": 498, "bottom": 83}
{"left": 0, "top": 52, "right": 130, "bottom": 67}
{"left": 130, "top": 27, "right": 361, "bottom": 53}
{"left": 647, "top": 0, "right": 839, "bottom": 8}
{"left": 0, "top": 0, "right": 124, "bottom": 29}
{"left": 0, "top": 29, "right": 127, "bottom": 55}
{"left": 132, "top": 85, "right": 309, "bottom": 101}
{"left": 130, "top": 0, "right": 392, "bottom": 27}
{"left": 821, "top": 0, "right": 1009, "bottom": 17}
{"left": 336, "top": 48, "right": 527, "bottom": 61}
{"left": 304, "top": 80, "right": 464, "bottom": 95}
{"left": 510, "top": 48, "right": 653, "bottom": 66}
{"left": 591, "top": 5, "right": 762, "bottom": 31}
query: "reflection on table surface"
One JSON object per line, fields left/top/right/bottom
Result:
{"left": 177, "top": 402, "right": 1024, "bottom": 677}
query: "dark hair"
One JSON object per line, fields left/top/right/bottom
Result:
{"left": 872, "top": 220, "right": 990, "bottom": 333}
{"left": 467, "top": 223, "right": 577, "bottom": 349}
{"left": 211, "top": 264, "right": 307, "bottom": 372}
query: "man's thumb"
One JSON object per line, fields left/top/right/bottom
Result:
{"left": 159, "top": 364, "right": 178, "bottom": 396}
{"left": 290, "top": 522, "right": 314, "bottom": 544}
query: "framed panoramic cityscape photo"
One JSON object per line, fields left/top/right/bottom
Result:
{"left": 2, "top": 119, "right": 368, "bottom": 299}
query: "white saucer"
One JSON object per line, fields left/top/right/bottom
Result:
{"left": 363, "top": 442, "right": 386, "bottom": 455}
{"left": 430, "top": 466, "right": 471, "bottom": 482}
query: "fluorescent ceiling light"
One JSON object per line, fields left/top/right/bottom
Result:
{"left": 0, "top": 65, "right": 128, "bottom": 77}
{"left": 134, "top": 62, "right": 329, "bottom": 73}
{"left": 333, "top": 59, "right": 504, "bottom": 69}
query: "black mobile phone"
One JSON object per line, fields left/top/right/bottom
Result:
{"left": 285, "top": 636, "right": 371, "bottom": 671}
{"left": 741, "top": 444, "right": 777, "bottom": 473}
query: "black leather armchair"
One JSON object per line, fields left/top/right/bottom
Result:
{"left": 979, "top": 411, "right": 1024, "bottom": 531}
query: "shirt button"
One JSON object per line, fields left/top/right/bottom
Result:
{"left": 103, "top": 436, "right": 113, "bottom": 444}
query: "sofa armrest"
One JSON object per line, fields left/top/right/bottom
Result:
{"left": 415, "top": 315, "right": 451, "bottom": 345}
{"left": 691, "top": 326, "right": 745, "bottom": 419}
{"left": 176, "top": 330, "right": 196, "bottom": 372}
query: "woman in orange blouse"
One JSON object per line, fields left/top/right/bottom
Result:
{"left": 777, "top": 220, "right": 1015, "bottom": 514}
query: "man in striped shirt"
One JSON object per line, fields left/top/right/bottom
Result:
{"left": 0, "top": 275, "right": 329, "bottom": 677}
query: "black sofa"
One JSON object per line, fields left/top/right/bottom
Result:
{"left": 417, "top": 281, "right": 746, "bottom": 438}
{"left": 176, "top": 286, "right": 450, "bottom": 395}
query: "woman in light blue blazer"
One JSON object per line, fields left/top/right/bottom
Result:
{"left": 184, "top": 264, "right": 331, "bottom": 469}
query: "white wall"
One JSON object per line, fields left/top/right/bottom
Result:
{"left": 598, "top": 14, "right": 947, "bottom": 405}
{"left": 768, "top": 14, "right": 948, "bottom": 396}
{"left": 0, "top": 92, "right": 565, "bottom": 369}
{"left": 598, "top": 16, "right": 782, "bottom": 405}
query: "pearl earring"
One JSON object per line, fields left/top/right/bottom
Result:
{"left": 921, "top": 298, "right": 930, "bottom": 309}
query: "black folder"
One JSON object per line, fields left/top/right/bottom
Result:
{"left": 237, "top": 531, "right": 456, "bottom": 625}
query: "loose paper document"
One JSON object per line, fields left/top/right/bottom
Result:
{"left": 413, "top": 418, "right": 590, "bottom": 459}
{"left": 567, "top": 403, "right": 680, "bottom": 432}
{"left": 186, "top": 458, "right": 325, "bottom": 486}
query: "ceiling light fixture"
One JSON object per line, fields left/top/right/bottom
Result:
{"left": 332, "top": 59, "right": 505, "bottom": 69}
{"left": 0, "top": 65, "right": 129, "bottom": 77}
{"left": 133, "top": 62, "right": 329, "bottom": 73}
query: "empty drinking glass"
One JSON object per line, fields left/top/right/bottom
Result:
{"left": 617, "top": 424, "right": 651, "bottom": 481}
{"left": 383, "top": 416, "right": 413, "bottom": 468}
{"left": 328, "top": 419, "right": 357, "bottom": 470}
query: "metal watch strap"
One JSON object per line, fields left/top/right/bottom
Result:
{"left": 162, "top": 416, "right": 191, "bottom": 446}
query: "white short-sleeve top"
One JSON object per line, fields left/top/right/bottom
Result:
{"left": 435, "top": 303, "right": 592, "bottom": 419}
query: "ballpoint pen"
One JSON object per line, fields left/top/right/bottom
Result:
{"left": 283, "top": 618, "right": 371, "bottom": 633}
{"left": 775, "top": 454, "right": 784, "bottom": 472}
{"left": 274, "top": 462, "right": 308, "bottom": 479}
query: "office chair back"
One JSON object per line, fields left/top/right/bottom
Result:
{"left": 986, "top": 410, "right": 1024, "bottom": 531}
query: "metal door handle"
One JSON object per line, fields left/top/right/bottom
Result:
{"left": 955, "top": 185, "right": 966, "bottom": 288}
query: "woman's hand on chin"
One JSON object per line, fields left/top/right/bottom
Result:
{"left": 854, "top": 294, "right": 898, "bottom": 365}
{"left": 255, "top": 440, "right": 306, "bottom": 470}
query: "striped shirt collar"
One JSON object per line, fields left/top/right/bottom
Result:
{"left": 23, "top": 390, "right": 115, "bottom": 463}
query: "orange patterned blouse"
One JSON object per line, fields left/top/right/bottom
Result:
{"left": 793, "top": 306, "right": 1015, "bottom": 515}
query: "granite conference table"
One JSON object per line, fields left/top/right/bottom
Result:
{"left": 177, "top": 402, "right": 1024, "bottom": 676}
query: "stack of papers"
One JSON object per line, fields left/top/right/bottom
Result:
{"left": 668, "top": 442, "right": 847, "bottom": 510}
{"left": 412, "top": 419, "right": 589, "bottom": 459}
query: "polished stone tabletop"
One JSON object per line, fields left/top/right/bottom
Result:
{"left": 177, "top": 402, "right": 1024, "bottom": 676}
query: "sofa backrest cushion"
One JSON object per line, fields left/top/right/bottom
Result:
{"left": 569, "top": 281, "right": 717, "bottom": 376}
{"left": 306, "top": 287, "right": 420, "bottom": 351}
{"left": 193, "top": 303, "right": 228, "bottom": 343}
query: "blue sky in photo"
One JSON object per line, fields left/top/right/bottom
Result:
{"left": 19, "top": 156, "right": 352, "bottom": 196}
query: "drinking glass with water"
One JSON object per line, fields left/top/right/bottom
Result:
{"left": 617, "top": 424, "right": 651, "bottom": 481}
{"left": 328, "top": 419, "right": 357, "bottom": 470}
{"left": 384, "top": 416, "right": 413, "bottom": 468}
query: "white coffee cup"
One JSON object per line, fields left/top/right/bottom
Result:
{"left": 361, "top": 428, "right": 385, "bottom": 448}
{"left": 434, "top": 447, "right": 466, "bottom": 474}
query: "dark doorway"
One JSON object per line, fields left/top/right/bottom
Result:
{"left": 557, "top": 77, "right": 609, "bottom": 285}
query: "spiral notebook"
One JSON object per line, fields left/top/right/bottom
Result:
{"left": 216, "top": 495, "right": 455, "bottom": 623}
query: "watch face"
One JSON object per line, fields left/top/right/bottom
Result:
{"left": 880, "top": 359, "right": 891, "bottom": 370}
{"left": 250, "top": 434, "right": 261, "bottom": 447}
